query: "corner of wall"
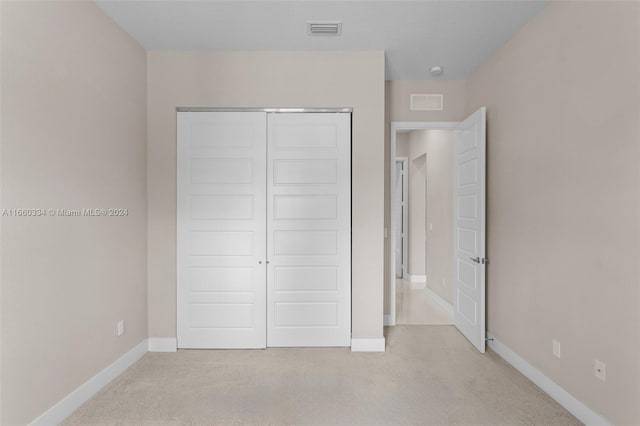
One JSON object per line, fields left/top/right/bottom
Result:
{"left": 0, "top": 1, "right": 4, "bottom": 422}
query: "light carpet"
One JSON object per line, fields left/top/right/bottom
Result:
{"left": 64, "top": 326, "right": 580, "bottom": 425}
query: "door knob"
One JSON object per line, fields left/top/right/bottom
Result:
{"left": 470, "top": 257, "right": 480, "bottom": 264}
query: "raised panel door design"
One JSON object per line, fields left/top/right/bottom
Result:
{"left": 457, "top": 228, "right": 478, "bottom": 255}
{"left": 178, "top": 111, "right": 351, "bottom": 349}
{"left": 190, "top": 195, "right": 254, "bottom": 220}
{"left": 177, "top": 112, "right": 267, "bottom": 349}
{"left": 190, "top": 122, "right": 255, "bottom": 148}
{"left": 267, "top": 113, "right": 351, "bottom": 347}
{"left": 190, "top": 158, "right": 254, "bottom": 184}
{"left": 189, "top": 231, "right": 254, "bottom": 256}
{"left": 273, "top": 159, "right": 338, "bottom": 184}
{"left": 189, "top": 267, "right": 254, "bottom": 293}
{"left": 457, "top": 195, "right": 477, "bottom": 220}
{"left": 273, "top": 195, "right": 337, "bottom": 220}
{"left": 190, "top": 304, "right": 254, "bottom": 328}
{"left": 273, "top": 230, "right": 338, "bottom": 256}
{"left": 274, "top": 124, "right": 338, "bottom": 149}
{"left": 274, "top": 302, "right": 338, "bottom": 327}
{"left": 274, "top": 267, "right": 338, "bottom": 292}
{"left": 456, "top": 259, "right": 477, "bottom": 291}
{"left": 457, "top": 158, "right": 478, "bottom": 187}
{"left": 453, "top": 107, "right": 486, "bottom": 353}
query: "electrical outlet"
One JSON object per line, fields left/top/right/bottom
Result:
{"left": 429, "top": 223, "right": 433, "bottom": 231}
{"left": 552, "top": 340, "right": 561, "bottom": 359}
{"left": 117, "top": 320, "right": 125, "bottom": 337}
{"left": 594, "top": 360, "right": 606, "bottom": 381}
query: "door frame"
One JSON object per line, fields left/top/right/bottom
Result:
{"left": 393, "top": 157, "right": 409, "bottom": 279}
{"left": 388, "top": 121, "right": 458, "bottom": 326}
{"left": 177, "top": 107, "right": 354, "bottom": 349}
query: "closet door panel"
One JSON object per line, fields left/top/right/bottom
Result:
{"left": 267, "top": 113, "right": 351, "bottom": 347}
{"left": 177, "top": 112, "right": 267, "bottom": 349}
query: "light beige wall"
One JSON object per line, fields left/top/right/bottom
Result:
{"left": 147, "top": 51, "right": 385, "bottom": 340}
{"left": 467, "top": 2, "right": 639, "bottom": 424}
{"left": 396, "top": 133, "right": 409, "bottom": 157}
{"left": 424, "top": 130, "right": 453, "bottom": 304}
{"left": 407, "top": 131, "right": 426, "bottom": 276}
{"left": 1, "top": 2, "right": 148, "bottom": 424}
{"left": 384, "top": 80, "right": 466, "bottom": 313}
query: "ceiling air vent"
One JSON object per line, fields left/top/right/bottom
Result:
{"left": 410, "top": 94, "right": 444, "bottom": 111}
{"left": 307, "top": 21, "right": 342, "bottom": 36}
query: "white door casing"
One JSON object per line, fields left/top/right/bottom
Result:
{"left": 177, "top": 112, "right": 267, "bottom": 348}
{"left": 394, "top": 158, "right": 408, "bottom": 279}
{"left": 266, "top": 113, "right": 351, "bottom": 347}
{"left": 453, "top": 107, "right": 487, "bottom": 353}
{"left": 395, "top": 161, "right": 403, "bottom": 278}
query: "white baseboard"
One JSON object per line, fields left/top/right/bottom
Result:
{"left": 383, "top": 314, "right": 395, "bottom": 326}
{"left": 30, "top": 339, "right": 148, "bottom": 426}
{"left": 425, "top": 287, "right": 454, "bottom": 316}
{"left": 148, "top": 337, "right": 177, "bottom": 352}
{"left": 408, "top": 274, "right": 427, "bottom": 290}
{"left": 487, "top": 333, "right": 611, "bottom": 426}
{"left": 351, "top": 337, "right": 386, "bottom": 352}
{"left": 408, "top": 274, "right": 426, "bottom": 283}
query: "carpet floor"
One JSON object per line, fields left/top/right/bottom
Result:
{"left": 63, "top": 326, "right": 580, "bottom": 425}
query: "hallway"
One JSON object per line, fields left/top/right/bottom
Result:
{"left": 396, "top": 279, "right": 453, "bottom": 325}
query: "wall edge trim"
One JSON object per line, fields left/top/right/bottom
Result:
{"left": 351, "top": 338, "right": 385, "bottom": 352}
{"left": 487, "top": 333, "right": 611, "bottom": 426}
{"left": 148, "top": 337, "right": 178, "bottom": 352}
{"left": 425, "top": 287, "right": 454, "bottom": 316}
{"left": 29, "top": 339, "right": 148, "bottom": 425}
{"left": 383, "top": 314, "right": 394, "bottom": 326}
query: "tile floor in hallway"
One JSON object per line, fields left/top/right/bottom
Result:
{"left": 396, "top": 279, "right": 453, "bottom": 325}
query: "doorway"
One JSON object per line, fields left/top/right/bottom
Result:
{"left": 389, "top": 108, "right": 487, "bottom": 353}
{"left": 393, "top": 129, "right": 455, "bottom": 325}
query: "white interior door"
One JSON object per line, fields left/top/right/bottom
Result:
{"left": 266, "top": 113, "right": 351, "bottom": 347}
{"left": 177, "top": 112, "right": 267, "bottom": 349}
{"left": 453, "top": 107, "right": 486, "bottom": 353}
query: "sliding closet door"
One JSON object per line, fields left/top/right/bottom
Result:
{"left": 266, "top": 113, "right": 351, "bottom": 347}
{"left": 177, "top": 112, "right": 267, "bottom": 349}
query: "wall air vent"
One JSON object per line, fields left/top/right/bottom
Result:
{"left": 410, "top": 94, "right": 444, "bottom": 111}
{"left": 307, "top": 21, "right": 342, "bottom": 36}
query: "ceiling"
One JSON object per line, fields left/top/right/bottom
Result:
{"left": 96, "top": 0, "right": 548, "bottom": 80}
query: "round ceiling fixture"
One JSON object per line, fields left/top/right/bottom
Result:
{"left": 429, "top": 66, "right": 443, "bottom": 77}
